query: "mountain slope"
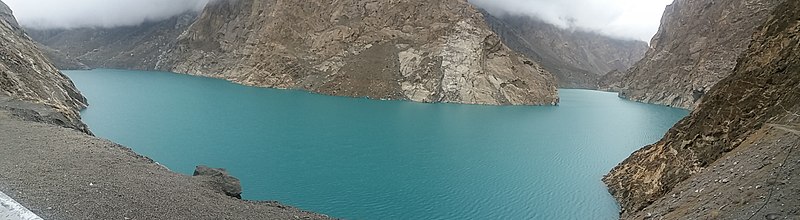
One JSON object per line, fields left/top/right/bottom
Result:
{"left": 603, "top": 0, "right": 800, "bottom": 218}
{"left": 0, "top": 1, "right": 333, "bottom": 218}
{"left": 155, "top": 0, "right": 558, "bottom": 105}
{"left": 602, "top": 0, "right": 782, "bottom": 109}
{"left": 0, "top": 0, "right": 87, "bottom": 131}
{"left": 482, "top": 13, "right": 648, "bottom": 89}
{"left": 27, "top": 12, "right": 197, "bottom": 70}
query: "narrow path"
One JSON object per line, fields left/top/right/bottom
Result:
{"left": 0, "top": 191, "right": 42, "bottom": 220}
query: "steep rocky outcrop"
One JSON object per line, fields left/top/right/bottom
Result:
{"left": 482, "top": 12, "right": 648, "bottom": 89}
{"left": 604, "top": 1, "right": 800, "bottom": 218}
{"left": 155, "top": 0, "right": 558, "bottom": 105}
{"left": 27, "top": 12, "right": 197, "bottom": 70}
{"left": 0, "top": 1, "right": 331, "bottom": 218}
{"left": 602, "top": 0, "right": 782, "bottom": 109}
{"left": 0, "top": 0, "right": 87, "bottom": 131}
{"left": 0, "top": 0, "right": 17, "bottom": 30}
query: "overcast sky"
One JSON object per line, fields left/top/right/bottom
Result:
{"left": 3, "top": 0, "right": 209, "bottom": 29}
{"left": 471, "top": 0, "right": 674, "bottom": 42}
{"left": 4, "top": 0, "right": 671, "bottom": 41}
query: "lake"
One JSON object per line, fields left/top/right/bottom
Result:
{"left": 65, "top": 69, "right": 688, "bottom": 219}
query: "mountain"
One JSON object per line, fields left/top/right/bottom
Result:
{"left": 601, "top": 0, "right": 782, "bottom": 109}
{"left": 603, "top": 0, "right": 799, "bottom": 218}
{"left": 482, "top": 12, "right": 648, "bottom": 89}
{"left": 26, "top": 12, "right": 198, "bottom": 70}
{"left": 153, "top": 0, "right": 558, "bottom": 105}
{"left": 0, "top": 1, "right": 332, "bottom": 218}
{"left": 0, "top": 0, "right": 87, "bottom": 132}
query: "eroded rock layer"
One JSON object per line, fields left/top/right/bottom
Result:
{"left": 157, "top": 0, "right": 558, "bottom": 105}
{"left": 0, "top": 1, "right": 333, "bottom": 218}
{"left": 603, "top": 0, "right": 781, "bottom": 109}
{"left": 0, "top": 0, "right": 87, "bottom": 131}
{"left": 604, "top": 1, "right": 800, "bottom": 217}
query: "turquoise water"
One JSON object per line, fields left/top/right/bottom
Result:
{"left": 65, "top": 69, "right": 688, "bottom": 219}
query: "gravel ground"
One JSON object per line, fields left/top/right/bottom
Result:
{"left": 628, "top": 124, "right": 800, "bottom": 220}
{"left": 0, "top": 110, "right": 333, "bottom": 220}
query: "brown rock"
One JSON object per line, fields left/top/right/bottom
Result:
{"left": 0, "top": 0, "right": 87, "bottom": 132}
{"left": 157, "top": 0, "right": 558, "bottom": 105}
{"left": 604, "top": 0, "right": 800, "bottom": 217}
{"left": 602, "top": 0, "right": 782, "bottom": 109}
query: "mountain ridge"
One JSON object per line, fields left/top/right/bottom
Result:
{"left": 601, "top": 0, "right": 782, "bottom": 109}
{"left": 604, "top": 0, "right": 799, "bottom": 218}
{"left": 482, "top": 12, "right": 648, "bottom": 89}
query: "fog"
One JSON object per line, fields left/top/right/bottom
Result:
{"left": 470, "top": 0, "right": 674, "bottom": 42}
{"left": 4, "top": 0, "right": 671, "bottom": 41}
{"left": 3, "top": 0, "right": 209, "bottom": 29}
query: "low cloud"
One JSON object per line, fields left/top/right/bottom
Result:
{"left": 469, "top": 0, "right": 674, "bottom": 42}
{"left": 3, "top": 0, "right": 209, "bottom": 29}
{"left": 4, "top": 0, "right": 670, "bottom": 41}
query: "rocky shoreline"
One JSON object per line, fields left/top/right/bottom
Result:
{"left": 4, "top": 0, "right": 799, "bottom": 218}
{"left": 603, "top": 0, "right": 800, "bottom": 218}
{"left": 30, "top": 0, "right": 561, "bottom": 106}
{"left": 1, "top": 0, "right": 333, "bottom": 217}
{"left": 0, "top": 108, "right": 333, "bottom": 219}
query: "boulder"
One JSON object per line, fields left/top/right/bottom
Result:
{"left": 193, "top": 165, "right": 242, "bottom": 199}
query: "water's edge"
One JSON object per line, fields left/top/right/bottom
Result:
{"left": 66, "top": 70, "right": 685, "bottom": 218}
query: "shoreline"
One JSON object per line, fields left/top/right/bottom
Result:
{"left": 0, "top": 108, "right": 332, "bottom": 219}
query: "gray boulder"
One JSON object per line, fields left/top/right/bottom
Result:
{"left": 193, "top": 166, "right": 242, "bottom": 199}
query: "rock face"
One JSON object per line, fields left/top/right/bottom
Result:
{"left": 482, "top": 12, "right": 648, "bottom": 89}
{"left": 603, "top": 0, "right": 800, "bottom": 218}
{"left": 602, "top": 0, "right": 782, "bottom": 109}
{"left": 0, "top": 1, "right": 332, "bottom": 218}
{"left": 193, "top": 165, "right": 243, "bottom": 199}
{"left": 26, "top": 12, "right": 198, "bottom": 70}
{"left": 0, "top": 0, "right": 87, "bottom": 131}
{"left": 155, "top": 0, "right": 558, "bottom": 105}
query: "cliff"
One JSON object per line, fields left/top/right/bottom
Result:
{"left": 26, "top": 12, "right": 197, "bottom": 70}
{"left": 0, "top": 1, "right": 331, "bottom": 218}
{"left": 0, "top": 0, "right": 88, "bottom": 132}
{"left": 603, "top": 0, "right": 800, "bottom": 218}
{"left": 482, "top": 12, "right": 648, "bottom": 89}
{"left": 155, "top": 0, "right": 558, "bottom": 105}
{"left": 602, "top": 0, "right": 781, "bottom": 109}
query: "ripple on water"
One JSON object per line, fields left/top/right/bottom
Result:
{"left": 65, "top": 69, "right": 688, "bottom": 220}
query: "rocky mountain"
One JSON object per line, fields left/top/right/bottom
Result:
{"left": 149, "top": 0, "right": 558, "bottom": 105}
{"left": 603, "top": 0, "right": 799, "bottom": 218}
{"left": 0, "top": 1, "right": 332, "bottom": 218}
{"left": 0, "top": 0, "right": 87, "bottom": 132}
{"left": 602, "top": 0, "right": 782, "bottom": 109}
{"left": 27, "top": 12, "right": 197, "bottom": 70}
{"left": 482, "top": 12, "right": 648, "bottom": 89}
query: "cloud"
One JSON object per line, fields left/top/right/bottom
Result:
{"left": 3, "top": 0, "right": 209, "bottom": 29}
{"left": 3, "top": 0, "right": 670, "bottom": 41}
{"left": 469, "top": 0, "right": 674, "bottom": 42}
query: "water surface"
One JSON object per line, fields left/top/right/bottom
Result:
{"left": 65, "top": 69, "right": 688, "bottom": 219}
